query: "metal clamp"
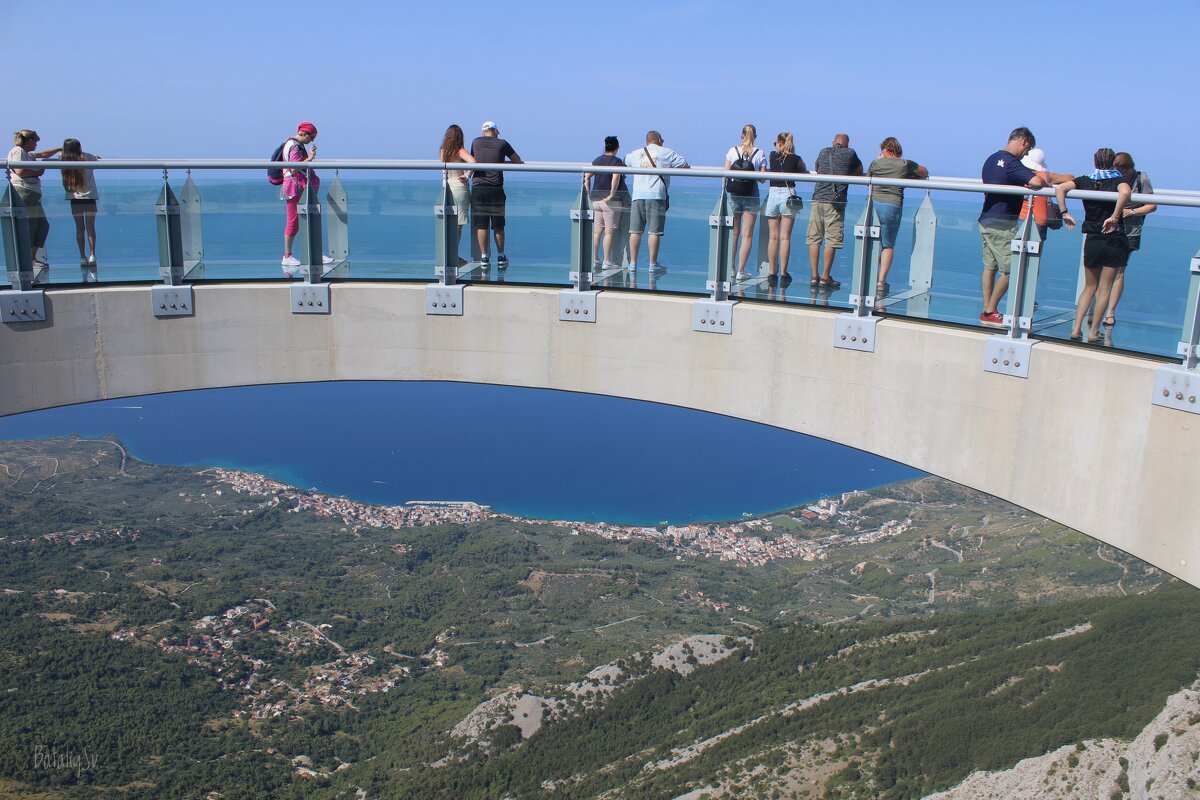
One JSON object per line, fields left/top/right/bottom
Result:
{"left": 1010, "top": 239, "right": 1041, "bottom": 254}
{"left": 693, "top": 299, "right": 735, "bottom": 334}
{"left": 834, "top": 314, "right": 878, "bottom": 352}
{"left": 983, "top": 336, "right": 1035, "bottom": 378}
{"left": 854, "top": 225, "right": 881, "bottom": 239}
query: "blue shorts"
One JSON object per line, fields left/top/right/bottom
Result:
{"left": 763, "top": 189, "right": 796, "bottom": 218}
{"left": 727, "top": 193, "right": 761, "bottom": 214}
{"left": 874, "top": 201, "right": 902, "bottom": 249}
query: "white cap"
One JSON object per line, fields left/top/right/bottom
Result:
{"left": 481, "top": 120, "right": 497, "bottom": 132}
{"left": 1021, "top": 148, "right": 1048, "bottom": 174}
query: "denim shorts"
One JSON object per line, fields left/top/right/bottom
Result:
{"left": 763, "top": 188, "right": 795, "bottom": 218}
{"left": 727, "top": 193, "right": 761, "bottom": 214}
{"left": 874, "top": 201, "right": 902, "bottom": 249}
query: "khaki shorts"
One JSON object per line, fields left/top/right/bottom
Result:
{"left": 978, "top": 222, "right": 1015, "bottom": 276}
{"left": 805, "top": 201, "right": 845, "bottom": 248}
{"left": 593, "top": 199, "right": 623, "bottom": 229}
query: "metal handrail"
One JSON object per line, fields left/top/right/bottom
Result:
{"left": 5, "top": 159, "right": 1197, "bottom": 208}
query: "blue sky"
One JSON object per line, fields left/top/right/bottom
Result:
{"left": 4, "top": 0, "right": 1198, "bottom": 187}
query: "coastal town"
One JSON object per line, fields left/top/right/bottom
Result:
{"left": 210, "top": 467, "right": 911, "bottom": 569}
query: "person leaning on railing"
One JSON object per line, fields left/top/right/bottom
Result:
{"left": 977, "top": 127, "right": 1049, "bottom": 327}
{"left": 1105, "top": 152, "right": 1157, "bottom": 327}
{"left": 8, "top": 129, "right": 63, "bottom": 270}
{"left": 1056, "top": 148, "right": 1131, "bottom": 343}
{"left": 439, "top": 124, "right": 477, "bottom": 268}
{"left": 866, "top": 137, "right": 928, "bottom": 295}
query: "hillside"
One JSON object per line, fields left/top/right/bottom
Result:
{"left": 0, "top": 436, "right": 1190, "bottom": 799}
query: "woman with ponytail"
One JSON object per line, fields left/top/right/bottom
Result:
{"left": 763, "top": 131, "right": 807, "bottom": 286}
{"left": 59, "top": 138, "right": 101, "bottom": 268}
{"left": 723, "top": 124, "right": 767, "bottom": 282}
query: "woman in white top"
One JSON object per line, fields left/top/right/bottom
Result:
{"left": 59, "top": 138, "right": 101, "bottom": 268}
{"left": 439, "top": 124, "right": 476, "bottom": 267}
{"left": 724, "top": 124, "right": 767, "bottom": 282}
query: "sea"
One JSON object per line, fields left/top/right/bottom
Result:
{"left": 0, "top": 382, "right": 922, "bottom": 526}
{"left": 13, "top": 174, "right": 1200, "bottom": 358}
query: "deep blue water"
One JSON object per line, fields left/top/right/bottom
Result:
{"left": 0, "top": 382, "right": 922, "bottom": 525}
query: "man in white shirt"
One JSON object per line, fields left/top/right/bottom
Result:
{"left": 624, "top": 131, "right": 688, "bottom": 272}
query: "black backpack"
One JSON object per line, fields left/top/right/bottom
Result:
{"left": 727, "top": 147, "right": 759, "bottom": 196}
{"left": 267, "top": 138, "right": 302, "bottom": 185}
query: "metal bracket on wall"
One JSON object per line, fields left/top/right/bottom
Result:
{"left": 426, "top": 283, "right": 464, "bottom": 316}
{"left": 151, "top": 285, "right": 194, "bottom": 317}
{"left": 290, "top": 283, "right": 330, "bottom": 315}
{"left": 0, "top": 289, "right": 46, "bottom": 324}
{"left": 558, "top": 289, "right": 597, "bottom": 323}
{"left": 1152, "top": 365, "right": 1200, "bottom": 415}
{"left": 693, "top": 299, "right": 735, "bottom": 334}
{"left": 834, "top": 313, "right": 878, "bottom": 353}
{"left": 983, "top": 336, "right": 1035, "bottom": 378}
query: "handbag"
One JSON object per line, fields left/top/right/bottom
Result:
{"left": 786, "top": 194, "right": 804, "bottom": 211}
{"left": 1046, "top": 200, "right": 1063, "bottom": 231}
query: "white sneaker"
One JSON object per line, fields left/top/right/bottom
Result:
{"left": 627, "top": 262, "right": 638, "bottom": 271}
{"left": 601, "top": 260, "right": 619, "bottom": 270}
{"left": 650, "top": 263, "right": 667, "bottom": 274}
{"left": 735, "top": 270, "right": 752, "bottom": 282}
{"left": 87, "top": 254, "right": 96, "bottom": 266}
{"left": 281, "top": 255, "right": 301, "bottom": 268}
{"left": 80, "top": 258, "right": 89, "bottom": 268}
{"left": 480, "top": 254, "right": 490, "bottom": 268}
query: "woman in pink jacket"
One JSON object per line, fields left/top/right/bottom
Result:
{"left": 281, "top": 121, "right": 320, "bottom": 274}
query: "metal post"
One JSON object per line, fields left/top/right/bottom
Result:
{"left": 155, "top": 170, "right": 184, "bottom": 287}
{"left": 981, "top": 200, "right": 1041, "bottom": 378}
{"left": 180, "top": 170, "right": 204, "bottom": 280}
{"left": 297, "top": 167, "right": 324, "bottom": 285}
{"left": 693, "top": 190, "right": 735, "bottom": 333}
{"left": 569, "top": 183, "right": 594, "bottom": 292}
{"left": 849, "top": 195, "right": 881, "bottom": 317}
{"left": 0, "top": 172, "right": 46, "bottom": 324}
{"left": 707, "top": 190, "right": 733, "bottom": 302}
{"left": 1, "top": 175, "right": 33, "bottom": 291}
{"left": 427, "top": 176, "right": 464, "bottom": 316}
{"left": 1003, "top": 210, "right": 1044, "bottom": 340}
{"left": 1151, "top": 248, "right": 1200, "bottom": 414}
{"left": 1179, "top": 248, "right": 1200, "bottom": 370}
{"left": 559, "top": 183, "right": 598, "bottom": 322}
{"left": 151, "top": 170, "right": 193, "bottom": 317}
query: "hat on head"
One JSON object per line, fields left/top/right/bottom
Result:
{"left": 481, "top": 120, "right": 497, "bottom": 132}
{"left": 297, "top": 121, "right": 318, "bottom": 135}
{"left": 1021, "top": 148, "right": 1047, "bottom": 173}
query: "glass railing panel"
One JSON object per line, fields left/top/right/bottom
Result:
{"left": 3, "top": 174, "right": 162, "bottom": 285}
{"left": 460, "top": 175, "right": 573, "bottom": 286}
{"left": 1031, "top": 204, "right": 1200, "bottom": 357}
{"left": 333, "top": 171, "right": 437, "bottom": 280}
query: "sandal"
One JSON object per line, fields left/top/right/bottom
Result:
{"left": 818, "top": 278, "right": 841, "bottom": 290}
{"left": 810, "top": 277, "right": 820, "bottom": 287}
{"left": 1102, "top": 316, "right": 1116, "bottom": 326}
{"left": 1087, "top": 332, "right": 1102, "bottom": 343}
{"left": 1069, "top": 331, "right": 1082, "bottom": 341}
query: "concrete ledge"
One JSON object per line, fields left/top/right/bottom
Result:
{"left": 2, "top": 282, "right": 1197, "bottom": 585}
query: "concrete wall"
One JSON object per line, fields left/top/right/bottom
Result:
{"left": 2, "top": 283, "right": 1197, "bottom": 585}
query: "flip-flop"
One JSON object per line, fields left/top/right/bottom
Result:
{"left": 1087, "top": 332, "right": 1102, "bottom": 343}
{"left": 1102, "top": 316, "right": 1116, "bottom": 326}
{"left": 1069, "top": 331, "right": 1082, "bottom": 341}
